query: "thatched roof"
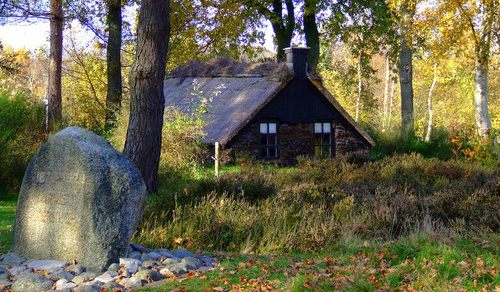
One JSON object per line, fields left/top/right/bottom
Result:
{"left": 163, "top": 76, "right": 290, "bottom": 145}
{"left": 168, "top": 57, "right": 294, "bottom": 80}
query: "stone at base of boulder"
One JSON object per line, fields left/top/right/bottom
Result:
{"left": 73, "top": 285, "right": 101, "bottom": 292}
{"left": 49, "top": 269, "right": 74, "bottom": 281}
{"left": 0, "top": 280, "right": 12, "bottom": 288}
{"left": 0, "top": 253, "right": 26, "bottom": 266}
{"left": 66, "top": 264, "right": 85, "bottom": 275}
{"left": 121, "top": 277, "right": 143, "bottom": 288}
{"left": 10, "top": 273, "right": 54, "bottom": 292}
{"left": 94, "top": 273, "right": 115, "bottom": 284}
{"left": 107, "top": 263, "right": 120, "bottom": 272}
{"left": 182, "top": 257, "right": 203, "bottom": 270}
{"left": 55, "top": 278, "right": 77, "bottom": 290}
{"left": 103, "top": 281, "right": 123, "bottom": 290}
{"left": 172, "top": 249, "right": 195, "bottom": 258}
{"left": 135, "top": 269, "right": 164, "bottom": 281}
{"left": 28, "top": 260, "right": 66, "bottom": 271}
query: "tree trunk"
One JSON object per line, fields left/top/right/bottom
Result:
{"left": 389, "top": 71, "right": 396, "bottom": 124}
{"left": 47, "top": 0, "right": 63, "bottom": 132}
{"left": 474, "top": 53, "right": 492, "bottom": 138}
{"left": 105, "top": 0, "right": 123, "bottom": 131}
{"left": 355, "top": 53, "right": 362, "bottom": 122}
{"left": 399, "top": 43, "right": 414, "bottom": 139}
{"left": 303, "top": 0, "right": 319, "bottom": 71}
{"left": 124, "top": 0, "right": 170, "bottom": 194}
{"left": 399, "top": 2, "right": 415, "bottom": 140}
{"left": 472, "top": 0, "right": 493, "bottom": 140}
{"left": 382, "top": 55, "right": 390, "bottom": 131}
{"left": 270, "top": 0, "right": 294, "bottom": 61}
{"left": 425, "top": 62, "right": 437, "bottom": 142}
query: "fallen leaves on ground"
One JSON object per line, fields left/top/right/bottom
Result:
{"left": 156, "top": 239, "right": 498, "bottom": 292}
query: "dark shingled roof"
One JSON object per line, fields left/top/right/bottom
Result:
{"left": 164, "top": 76, "right": 290, "bottom": 145}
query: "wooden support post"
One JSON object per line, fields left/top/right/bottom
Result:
{"left": 215, "top": 142, "right": 220, "bottom": 179}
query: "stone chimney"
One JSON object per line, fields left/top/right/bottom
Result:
{"left": 284, "top": 47, "right": 310, "bottom": 79}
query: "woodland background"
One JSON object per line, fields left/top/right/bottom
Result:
{"left": 0, "top": 0, "right": 497, "bottom": 164}
{"left": 0, "top": 2, "right": 498, "bottom": 290}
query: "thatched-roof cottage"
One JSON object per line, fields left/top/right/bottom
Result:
{"left": 164, "top": 47, "right": 374, "bottom": 165}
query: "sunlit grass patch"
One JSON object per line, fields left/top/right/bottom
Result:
{"left": 0, "top": 192, "right": 17, "bottom": 253}
{"left": 136, "top": 235, "right": 498, "bottom": 291}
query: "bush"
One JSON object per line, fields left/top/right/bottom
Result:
{"left": 370, "top": 127, "right": 453, "bottom": 160}
{"left": 134, "top": 153, "right": 499, "bottom": 253}
{"left": 0, "top": 91, "right": 46, "bottom": 193}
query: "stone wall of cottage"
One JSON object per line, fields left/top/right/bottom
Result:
{"left": 220, "top": 121, "right": 368, "bottom": 165}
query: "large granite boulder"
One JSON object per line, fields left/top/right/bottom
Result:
{"left": 13, "top": 127, "right": 146, "bottom": 271}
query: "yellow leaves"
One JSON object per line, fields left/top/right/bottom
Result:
{"left": 173, "top": 237, "right": 184, "bottom": 245}
{"left": 237, "top": 262, "right": 246, "bottom": 269}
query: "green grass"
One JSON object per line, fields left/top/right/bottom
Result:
{"left": 0, "top": 192, "right": 17, "bottom": 253}
{"left": 136, "top": 233, "right": 499, "bottom": 291}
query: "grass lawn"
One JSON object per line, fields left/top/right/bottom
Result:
{"left": 0, "top": 192, "right": 16, "bottom": 253}
{"left": 0, "top": 191, "right": 497, "bottom": 291}
{"left": 137, "top": 234, "right": 498, "bottom": 291}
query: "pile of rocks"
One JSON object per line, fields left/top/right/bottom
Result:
{"left": 0, "top": 244, "right": 216, "bottom": 292}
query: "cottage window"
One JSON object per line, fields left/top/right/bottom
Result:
{"left": 314, "top": 122, "right": 334, "bottom": 157}
{"left": 260, "top": 122, "right": 278, "bottom": 158}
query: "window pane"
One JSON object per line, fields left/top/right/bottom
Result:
{"left": 269, "top": 147, "right": 277, "bottom": 157}
{"left": 324, "top": 134, "right": 331, "bottom": 144}
{"left": 314, "top": 123, "right": 322, "bottom": 133}
{"left": 260, "top": 147, "right": 268, "bottom": 157}
{"left": 323, "top": 122, "right": 331, "bottom": 133}
{"left": 268, "top": 134, "right": 276, "bottom": 145}
{"left": 325, "top": 146, "right": 332, "bottom": 156}
{"left": 314, "top": 146, "right": 321, "bottom": 156}
{"left": 260, "top": 135, "right": 267, "bottom": 145}
{"left": 314, "top": 134, "right": 322, "bottom": 144}
{"left": 269, "top": 123, "right": 277, "bottom": 134}
{"left": 260, "top": 123, "right": 267, "bottom": 134}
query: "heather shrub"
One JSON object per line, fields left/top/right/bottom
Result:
{"left": 135, "top": 153, "right": 499, "bottom": 253}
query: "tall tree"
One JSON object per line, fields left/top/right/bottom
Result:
{"left": 303, "top": 0, "right": 320, "bottom": 70}
{"left": 0, "top": 0, "right": 63, "bottom": 131}
{"left": 123, "top": 0, "right": 169, "bottom": 193}
{"left": 397, "top": 1, "right": 416, "bottom": 139}
{"left": 418, "top": 0, "right": 497, "bottom": 140}
{"left": 105, "top": 0, "right": 122, "bottom": 130}
{"left": 246, "top": 0, "right": 295, "bottom": 61}
{"left": 424, "top": 62, "right": 437, "bottom": 142}
{"left": 47, "top": 0, "right": 64, "bottom": 131}
{"left": 325, "top": 0, "right": 396, "bottom": 123}
{"left": 464, "top": 0, "right": 496, "bottom": 139}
